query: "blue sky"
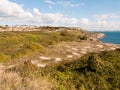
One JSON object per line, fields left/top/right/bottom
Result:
{"left": 0, "top": 0, "right": 120, "bottom": 31}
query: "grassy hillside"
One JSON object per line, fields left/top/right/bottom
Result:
{"left": 0, "top": 28, "right": 120, "bottom": 90}
{"left": 0, "top": 29, "right": 87, "bottom": 63}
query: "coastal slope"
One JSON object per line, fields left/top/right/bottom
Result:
{"left": 0, "top": 26, "right": 120, "bottom": 90}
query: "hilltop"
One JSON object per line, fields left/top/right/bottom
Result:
{"left": 0, "top": 26, "right": 120, "bottom": 90}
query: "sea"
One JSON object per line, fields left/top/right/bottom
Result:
{"left": 98, "top": 31, "right": 120, "bottom": 44}
{"left": 93, "top": 31, "right": 120, "bottom": 45}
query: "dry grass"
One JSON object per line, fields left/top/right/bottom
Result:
{"left": 0, "top": 72, "right": 53, "bottom": 90}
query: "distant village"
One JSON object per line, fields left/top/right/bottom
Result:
{"left": 0, "top": 25, "right": 83, "bottom": 32}
{"left": 0, "top": 25, "right": 48, "bottom": 31}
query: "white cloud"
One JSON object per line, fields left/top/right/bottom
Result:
{"left": 31, "top": 8, "right": 89, "bottom": 26}
{"left": 44, "top": 0, "right": 84, "bottom": 8}
{"left": 80, "top": 18, "right": 89, "bottom": 25}
{"left": 0, "top": 0, "right": 89, "bottom": 27}
{"left": 89, "top": 21, "right": 120, "bottom": 31}
{"left": 87, "top": 14, "right": 120, "bottom": 31}
{"left": 94, "top": 14, "right": 120, "bottom": 21}
{"left": 33, "top": 8, "right": 41, "bottom": 15}
{"left": 0, "top": 0, "right": 32, "bottom": 18}
{"left": 45, "top": 0, "right": 56, "bottom": 5}
{"left": 32, "top": 8, "right": 63, "bottom": 23}
{"left": 57, "top": 1, "right": 84, "bottom": 8}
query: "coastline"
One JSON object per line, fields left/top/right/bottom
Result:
{"left": 99, "top": 31, "right": 120, "bottom": 45}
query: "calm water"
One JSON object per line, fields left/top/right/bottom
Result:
{"left": 99, "top": 31, "right": 120, "bottom": 44}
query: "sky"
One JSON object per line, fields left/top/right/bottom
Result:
{"left": 0, "top": 0, "right": 120, "bottom": 31}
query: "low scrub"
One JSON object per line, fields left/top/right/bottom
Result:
{"left": 40, "top": 49, "right": 120, "bottom": 90}
{"left": 8, "top": 49, "right": 120, "bottom": 90}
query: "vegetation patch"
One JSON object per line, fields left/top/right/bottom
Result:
{"left": 37, "top": 49, "right": 120, "bottom": 90}
{"left": 0, "top": 30, "right": 87, "bottom": 62}
{"left": 7, "top": 49, "right": 120, "bottom": 90}
{"left": 1, "top": 28, "right": 120, "bottom": 90}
